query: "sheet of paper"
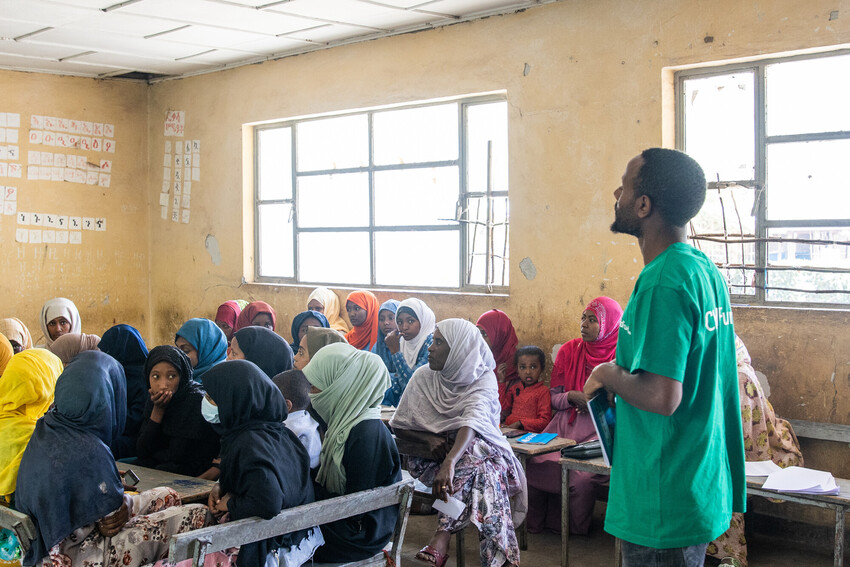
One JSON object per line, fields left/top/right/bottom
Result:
{"left": 745, "top": 460, "right": 782, "bottom": 477}
{"left": 431, "top": 495, "right": 465, "bottom": 520}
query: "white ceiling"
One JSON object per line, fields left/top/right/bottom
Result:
{"left": 0, "top": 0, "right": 552, "bottom": 81}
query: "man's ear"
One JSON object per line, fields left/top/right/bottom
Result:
{"left": 285, "top": 399, "right": 293, "bottom": 413}
{"left": 635, "top": 194, "right": 653, "bottom": 219}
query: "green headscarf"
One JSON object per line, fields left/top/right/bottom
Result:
{"left": 302, "top": 342, "right": 390, "bottom": 494}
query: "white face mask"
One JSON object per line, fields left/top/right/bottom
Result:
{"left": 201, "top": 397, "right": 220, "bottom": 424}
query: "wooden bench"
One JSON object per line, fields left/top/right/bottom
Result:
{"left": 166, "top": 479, "right": 414, "bottom": 567}
{"left": 0, "top": 503, "right": 37, "bottom": 555}
{"left": 788, "top": 419, "right": 850, "bottom": 445}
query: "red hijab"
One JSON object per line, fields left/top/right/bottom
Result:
{"left": 344, "top": 291, "right": 379, "bottom": 351}
{"left": 215, "top": 301, "right": 241, "bottom": 331}
{"left": 551, "top": 296, "right": 623, "bottom": 391}
{"left": 476, "top": 309, "right": 519, "bottom": 383}
{"left": 235, "top": 301, "right": 276, "bottom": 332}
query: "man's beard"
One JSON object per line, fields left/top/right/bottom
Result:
{"left": 610, "top": 204, "right": 642, "bottom": 238}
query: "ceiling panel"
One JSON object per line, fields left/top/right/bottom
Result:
{"left": 0, "top": 52, "right": 119, "bottom": 75}
{"left": 72, "top": 51, "right": 212, "bottom": 74}
{"left": 283, "top": 23, "right": 373, "bottom": 43}
{"left": 415, "top": 0, "right": 527, "bottom": 17}
{"left": 23, "top": 27, "right": 209, "bottom": 58}
{"left": 0, "top": 40, "right": 81, "bottom": 59}
{"left": 0, "top": 20, "right": 48, "bottom": 40}
{"left": 227, "top": 35, "right": 309, "bottom": 54}
{"left": 154, "top": 25, "right": 270, "bottom": 50}
{"left": 0, "top": 0, "right": 96, "bottom": 27}
{"left": 59, "top": 11, "right": 185, "bottom": 37}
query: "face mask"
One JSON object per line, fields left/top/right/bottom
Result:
{"left": 201, "top": 397, "right": 220, "bottom": 424}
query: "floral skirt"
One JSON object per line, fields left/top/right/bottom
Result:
{"left": 42, "top": 487, "right": 210, "bottom": 567}
{"left": 407, "top": 437, "right": 521, "bottom": 567}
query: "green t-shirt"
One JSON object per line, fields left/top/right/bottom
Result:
{"left": 604, "top": 243, "right": 746, "bottom": 549}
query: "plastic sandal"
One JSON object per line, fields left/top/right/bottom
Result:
{"left": 415, "top": 544, "right": 448, "bottom": 567}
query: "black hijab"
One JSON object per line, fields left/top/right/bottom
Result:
{"left": 17, "top": 351, "right": 126, "bottom": 565}
{"left": 99, "top": 324, "right": 149, "bottom": 456}
{"left": 143, "top": 345, "right": 210, "bottom": 440}
{"left": 203, "top": 360, "right": 314, "bottom": 567}
{"left": 232, "top": 326, "right": 294, "bottom": 379}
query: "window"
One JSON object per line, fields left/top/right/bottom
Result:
{"left": 253, "top": 95, "right": 509, "bottom": 291}
{"left": 677, "top": 52, "right": 850, "bottom": 306}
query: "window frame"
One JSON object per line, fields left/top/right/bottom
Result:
{"left": 675, "top": 50, "right": 850, "bottom": 308}
{"left": 252, "top": 93, "right": 509, "bottom": 293}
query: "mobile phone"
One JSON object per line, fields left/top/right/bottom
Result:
{"left": 505, "top": 429, "right": 525, "bottom": 438}
{"left": 123, "top": 469, "right": 140, "bottom": 487}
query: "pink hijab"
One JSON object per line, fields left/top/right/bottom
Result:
{"left": 551, "top": 296, "right": 623, "bottom": 392}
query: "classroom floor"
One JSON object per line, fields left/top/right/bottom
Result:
{"left": 397, "top": 503, "right": 837, "bottom": 567}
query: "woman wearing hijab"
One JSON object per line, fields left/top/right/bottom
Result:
{"left": 373, "top": 299, "right": 399, "bottom": 377}
{"left": 391, "top": 319, "right": 526, "bottom": 567}
{"left": 175, "top": 318, "right": 227, "bottom": 383}
{"left": 343, "top": 290, "right": 380, "bottom": 352}
{"left": 289, "top": 310, "right": 330, "bottom": 353}
{"left": 228, "top": 326, "right": 294, "bottom": 379}
{"left": 235, "top": 301, "right": 277, "bottom": 332}
{"left": 303, "top": 343, "right": 401, "bottom": 563}
{"left": 525, "top": 296, "right": 622, "bottom": 535}
{"left": 707, "top": 336, "right": 804, "bottom": 567}
{"left": 99, "top": 324, "right": 150, "bottom": 459}
{"left": 381, "top": 298, "right": 435, "bottom": 407}
{"left": 307, "top": 287, "right": 349, "bottom": 333}
{"left": 293, "top": 327, "right": 347, "bottom": 371}
{"left": 476, "top": 309, "right": 520, "bottom": 413}
{"left": 38, "top": 298, "right": 81, "bottom": 347}
{"left": 15, "top": 351, "right": 210, "bottom": 567}
{"left": 214, "top": 300, "right": 243, "bottom": 343}
{"left": 46, "top": 332, "right": 101, "bottom": 365}
{"left": 203, "top": 360, "right": 321, "bottom": 567}
{"left": 0, "top": 318, "right": 33, "bottom": 353}
{"left": 0, "top": 334, "right": 12, "bottom": 376}
{"left": 136, "top": 346, "right": 220, "bottom": 478}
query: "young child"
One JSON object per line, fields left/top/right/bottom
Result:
{"left": 273, "top": 369, "right": 322, "bottom": 469}
{"left": 501, "top": 346, "right": 552, "bottom": 432}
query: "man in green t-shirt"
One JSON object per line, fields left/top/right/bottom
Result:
{"left": 584, "top": 148, "right": 746, "bottom": 566}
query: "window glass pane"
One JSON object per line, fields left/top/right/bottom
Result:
{"left": 766, "top": 227, "right": 850, "bottom": 304}
{"left": 683, "top": 72, "right": 755, "bottom": 182}
{"left": 296, "top": 115, "right": 368, "bottom": 171}
{"left": 375, "top": 230, "right": 460, "bottom": 287}
{"left": 299, "top": 231, "right": 370, "bottom": 284}
{"left": 374, "top": 167, "right": 458, "bottom": 227}
{"left": 257, "top": 127, "right": 292, "bottom": 201}
{"left": 465, "top": 196, "right": 509, "bottom": 287}
{"left": 766, "top": 54, "right": 850, "bottom": 136}
{"left": 373, "top": 103, "right": 458, "bottom": 165}
{"left": 297, "top": 173, "right": 369, "bottom": 228}
{"left": 257, "top": 203, "right": 293, "bottom": 278}
{"left": 766, "top": 140, "right": 850, "bottom": 221}
{"left": 467, "top": 101, "right": 508, "bottom": 193}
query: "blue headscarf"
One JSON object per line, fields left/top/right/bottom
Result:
{"left": 233, "top": 326, "right": 294, "bottom": 379}
{"left": 98, "top": 324, "right": 149, "bottom": 458}
{"left": 175, "top": 318, "right": 227, "bottom": 382}
{"left": 289, "top": 310, "right": 329, "bottom": 352}
{"left": 16, "top": 351, "right": 127, "bottom": 566}
{"left": 373, "top": 299, "right": 400, "bottom": 372}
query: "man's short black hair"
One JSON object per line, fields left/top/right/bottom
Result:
{"left": 272, "top": 369, "right": 311, "bottom": 412}
{"left": 636, "top": 148, "right": 707, "bottom": 227}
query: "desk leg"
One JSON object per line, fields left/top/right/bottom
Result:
{"left": 561, "top": 465, "right": 570, "bottom": 567}
{"left": 834, "top": 505, "right": 845, "bottom": 567}
{"left": 518, "top": 455, "right": 528, "bottom": 551}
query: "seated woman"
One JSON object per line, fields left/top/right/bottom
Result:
{"left": 99, "top": 324, "right": 150, "bottom": 459}
{"left": 476, "top": 309, "right": 520, "bottom": 413}
{"left": 293, "top": 327, "right": 347, "bottom": 371}
{"left": 235, "top": 301, "right": 277, "bottom": 332}
{"left": 289, "top": 310, "right": 330, "bottom": 353}
{"left": 344, "top": 290, "right": 380, "bottom": 352}
{"left": 228, "top": 326, "right": 294, "bottom": 379}
{"left": 175, "top": 318, "right": 227, "bottom": 383}
{"left": 136, "top": 346, "right": 220, "bottom": 478}
{"left": 525, "top": 296, "right": 622, "bottom": 535}
{"left": 0, "top": 318, "right": 33, "bottom": 354}
{"left": 0, "top": 334, "right": 12, "bottom": 376}
{"left": 707, "top": 335, "right": 804, "bottom": 567}
{"left": 214, "top": 300, "right": 243, "bottom": 343}
{"left": 203, "top": 360, "right": 321, "bottom": 567}
{"left": 307, "top": 287, "right": 349, "bottom": 333}
{"left": 381, "top": 298, "right": 435, "bottom": 407}
{"left": 390, "top": 319, "right": 526, "bottom": 567}
{"left": 303, "top": 343, "right": 402, "bottom": 563}
{"left": 373, "top": 299, "right": 399, "bottom": 378}
{"left": 15, "top": 351, "right": 210, "bottom": 567}
{"left": 47, "top": 332, "right": 100, "bottom": 365}
{"left": 38, "top": 297, "right": 81, "bottom": 347}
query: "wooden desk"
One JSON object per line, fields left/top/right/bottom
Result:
{"left": 501, "top": 429, "right": 576, "bottom": 551}
{"left": 559, "top": 457, "right": 850, "bottom": 567}
{"left": 119, "top": 463, "right": 217, "bottom": 504}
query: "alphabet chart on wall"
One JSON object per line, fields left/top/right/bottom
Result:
{"left": 161, "top": 110, "right": 199, "bottom": 224}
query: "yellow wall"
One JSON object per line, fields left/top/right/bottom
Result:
{"left": 0, "top": 71, "right": 149, "bottom": 344}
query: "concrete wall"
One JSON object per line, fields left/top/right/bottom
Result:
{"left": 0, "top": 71, "right": 150, "bottom": 344}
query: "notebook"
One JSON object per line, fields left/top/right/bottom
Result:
{"left": 516, "top": 432, "right": 558, "bottom": 444}
{"left": 587, "top": 390, "right": 615, "bottom": 467}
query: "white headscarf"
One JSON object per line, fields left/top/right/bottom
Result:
{"left": 39, "top": 298, "right": 81, "bottom": 347}
{"left": 390, "top": 318, "right": 527, "bottom": 525}
{"left": 307, "top": 287, "right": 349, "bottom": 334}
{"left": 397, "top": 298, "right": 436, "bottom": 369}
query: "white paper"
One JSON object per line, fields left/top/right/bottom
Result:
{"left": 762, "top": 466, "right": 840, "bottom": 495}
{"left": 431, "top": 495, "right": 465, "bottom": 520}
{"left": 745, "top": 460, "right": 782, "bottom": 477}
